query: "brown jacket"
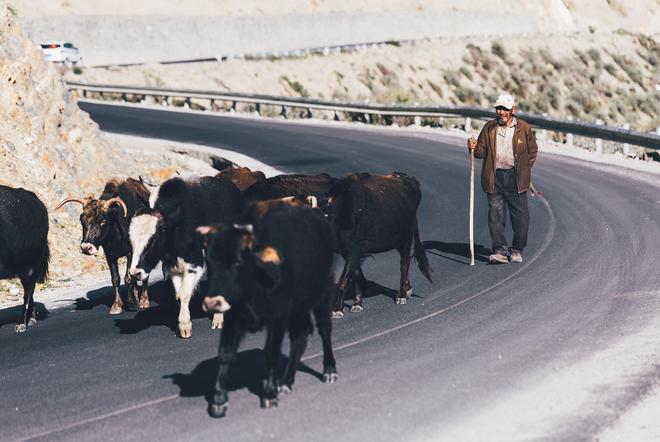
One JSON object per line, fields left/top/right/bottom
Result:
{"left": 473, "top": 118, "right": 538, "bottom": 194}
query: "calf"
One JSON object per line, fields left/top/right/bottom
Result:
{"left": 199, "top": 198, "right": 337, "bottom": 418}
{"left": 0, "top": 185, "right": 49, "bottom": 332}
{"left": 325, "top": 172, "right": 432, "bottom": 317}
{"left": 129, "top": 175, "right": 245, "bottom": 338}
{"left": 244, "top": 173, "right": 336, "bottom": 203}
{"left": 56, "top": 177, "right": 151, "bottom": 314}
{"left": 215, "top": 167, "right": 266, "bottom": 191}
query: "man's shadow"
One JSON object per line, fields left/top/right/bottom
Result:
{"left": 164, "top": 349, "right": 323, "bottom": 404}
{"left": 423, "top": 241, "right": 491, "bottom": 264}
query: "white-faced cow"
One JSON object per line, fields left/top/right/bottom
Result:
{"left": 128, "top": 175, "right": 246, "bottom": 338}
{"left": 198, "top": 198, "right": 338, "bottom": 418}
{"left": 56, "top": 178, "right": 151, "bottom": 314}
{"left": 0, "top": 185, "right": 49, "bottom": 332}
{"left": 325, "top": 172, "right": 432, "bottom": 317}
{"left": 244, "top": 173, "right": 336, "bottom": 203}
{"left": 215, "top": 167, "right": 266, "bottom": 191}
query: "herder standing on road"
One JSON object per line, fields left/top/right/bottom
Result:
{"left": 467, "top": 93, "right": 538, "bottom": 264}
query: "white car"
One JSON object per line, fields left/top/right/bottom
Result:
{"left": 40, "top": 41, "right": 82, "bottom": 65}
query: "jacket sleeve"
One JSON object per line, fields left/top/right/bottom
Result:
{"left": 526, "top": 124, "right": 538, "bottom": 167}
{"left": 474, "top": 125, "right": 489, "bottom": 159}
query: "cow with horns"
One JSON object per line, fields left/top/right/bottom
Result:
{"left": 129, "top": 175, "right": 246, "bottom": 338}
{"left": 0, "top": 185, "right": 50, "bottom": 332}
{"left": 199, "top": 198, "right": 338, "bottom": 418}
{"left": 56, "top": 177, "right": 150, "bottom": 314}
{"left": 323, "top": 172, "right": 432, "bottom": 317}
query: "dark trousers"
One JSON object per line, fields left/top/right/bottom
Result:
{"left": 487, "top": 169, "right": 529, "bottom": 253}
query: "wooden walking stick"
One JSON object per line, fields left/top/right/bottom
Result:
{"left": 468, "top": 136, "right": 476, "bottom": 266}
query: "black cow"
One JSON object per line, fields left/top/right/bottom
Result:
{"left": 56, "top": 178, "right": 151, "bottom": 314}
{"left": 199, "top": 198, "right": 338, "bottom": 418}
{"left": 0, "top": 185, "right": 50, "bottom": 332}
{"left": 325, "top": 172, "right": 432, "bottom": 317}
{"left": 128, "top": 175, "right": 246, "bottom": 338}
{"left": 244, "top": 173, "right": 336, "bottom": 203}
{"left": 215, "top": 167, "right": 266, "bottom": 191}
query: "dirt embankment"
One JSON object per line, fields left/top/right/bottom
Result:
{"left": 0, "top": 0, "right": 215, "bottom": 306}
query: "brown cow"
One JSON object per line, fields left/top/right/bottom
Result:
{"left": 56, "top": 177, "right": 150, "bottom": 314}
{"left": 215, "top": 167, "right": 266, "bottom": 191}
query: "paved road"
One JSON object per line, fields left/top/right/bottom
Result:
{"left": 2, "top": 103, "right": 659, "bottom": 441}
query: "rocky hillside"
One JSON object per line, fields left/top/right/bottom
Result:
{"left": 0, "top": 0, "right": 214, "bottom": 303}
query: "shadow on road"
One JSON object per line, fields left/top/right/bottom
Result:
{"left": 423, "top": 240, "right": 490, "bottom": 264}
{"left": 164, "top": 349, "right": 323, "bottom": 403}
{"left": 0, "top": 302, "right": 49, "bottom": 330}
{"left": 112, "top": 280, "right": 212, "bottom": 335}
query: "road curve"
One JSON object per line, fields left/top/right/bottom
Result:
{"left": 1, "top": 103, "right": 659, "bottom": 442}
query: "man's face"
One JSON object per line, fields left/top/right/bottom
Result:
{"left": 496, "top": 106, "right": 515, "bottom": 126}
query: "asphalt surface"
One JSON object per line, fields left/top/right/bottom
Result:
{"left": 1, "top": 103, "right": 660, "bottom": 441}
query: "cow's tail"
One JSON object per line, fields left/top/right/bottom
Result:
{"left": 413, "top": 218, "right": 432, "bottom": 283}
{"left": 33, "top": 241, "right": 50, "bottom": 284}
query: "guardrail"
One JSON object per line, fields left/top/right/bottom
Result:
{"left": 65, "top": 81, "right": 660, "bottom": 152}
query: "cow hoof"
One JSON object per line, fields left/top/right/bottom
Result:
{"left": 15, "top": 323, "right": 27, "bottom": 333}
{"left": 139, "top": 300, "right": 150, "bottom": 310}
{"left": 332, "top": 310, "right": 344, "bottom": 319}
{"left": 395, "top": 297, "right": 407, "bottom": 305}
{"left": 109, "top": 304, "right": 123, "bottom": 315}
{"left": 208, "top": 402, "right": 227, "bottom": 418}
{"left": 211, "top": 313, "right": 224, "bottom": 329}
{"left": 179, "top": 322, "right": 193, "bottom": 339}
{"left": 278, "top": 385, "right": 293, "bottom": 394}
{"left": 261, "top": 398, "right": 278, "bottom": 409}
{"left": 350, "top": 304, "right": 363, "bottom": 313}
{"left": 406, "top": 287, "right": 413, "bottom": 297}
{"left": 28, "top": 317, "right": 37, "bottom": 326}
{"left": 323, "top": 372, "right": 339, "bottom": 383}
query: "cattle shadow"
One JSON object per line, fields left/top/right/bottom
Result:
{"left": 335, "top": 279, "right": 423, "bottom": 311}
{"left": 0, "top": 302, "right": 49, "bottom": 330}
{"left": 423, "top": 241, "right": 491, "bottom": 264}
{"left": 164, "top": 349, "right": 323, "bottom": 404}
{"left": 112, "top": 280, "right": 210, "bottom": 335}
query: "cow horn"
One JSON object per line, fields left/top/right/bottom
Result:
{"left": 105, "top": 197, "right": 128, "bottom": 218}
{"left": 54, "top": 196, "right": 87, "bottom": 211}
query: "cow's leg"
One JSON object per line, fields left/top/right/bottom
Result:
{"left": 138, "top": 275, "right": 150, "bottom": 310}
{"left": 351, "top": 265, "right": 368, "bottom": 312}
{"left": 107, "top": 256, "right": 124, "bottom": 314}
{"left": 333, "top": 250, "right": 359, "bottom": 318}
{"left": 209, "top": 315, "right": 244, "bottom": 418}
{"left": 313, "top": 292, "right": 338, "bottom": 383}
{"left": 280, "top": 313, "right": 313, "bottom": 393}
{"left": 262, "top": 322, "right": 286, "bottom": 409}
{"left": 15, "top": 275, "right": 36, "bottom": 333}
{"left": 123, "top": 251, "right": 140, "bottom": 308}
{"left": 171, "top": 262, "right": 204, "bottom": 339}
{"left": 395, "top": 238, "right": 414, "bottom": 305}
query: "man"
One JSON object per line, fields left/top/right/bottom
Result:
{"left": 467, "top": 93, "right": 538, "bottom": 264}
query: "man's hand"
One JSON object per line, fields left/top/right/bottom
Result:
{"left": 467, "top": 135, "right": 477, "bottom": 151}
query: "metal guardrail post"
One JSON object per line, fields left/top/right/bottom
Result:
{"left": 595, "top": 119, "right": 604, "bottom": 153}
{"left": 566, "top": 116, "right": 574, "bottom": 148}
{"left": 281, "top": 106, "right": 288, "bottom": 119}
{"left": 307, "top": 108, "right": 313, "bottom": 118}
{"left": 255, "top": 102, "right": 261, "bottom": 116}
{"left": 414, "top": 116, "right": 422, "bottom": 126}
{"left": 231, "top": 101, "right": 237, "bottom": 113}
{"left": 622, "top": 123, "right": 630, "bottom": 156}
{"left": 465, "top": 117, "right": 471, "bottom": 132}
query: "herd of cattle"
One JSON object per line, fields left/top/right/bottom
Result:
{"left": 1, "top": 166, "right": 432, "bottom": 417}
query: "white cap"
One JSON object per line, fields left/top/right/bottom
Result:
{"left": 494, "top": 93, "right": 515, "bottom": 110}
